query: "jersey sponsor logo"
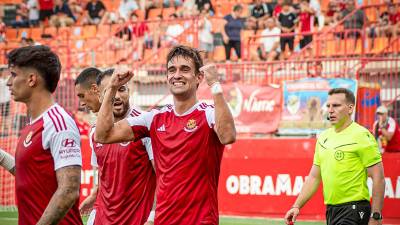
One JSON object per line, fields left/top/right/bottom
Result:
{"left": 334, "top": 150, "right": 344, "bottom": 161}
{"left": 184, "top": 119, "right": 198, "bottom": 132}
{"left": 157, "top": 124, "right": 166, "bottom": 132}
{"left": 23, "top": 131, "right": 33, "bottom": 147}
{"left": 359, "top": 211, "right": 364, "bottom": 219}
{"left": 62, "top": 138, "right": 77, "bottom": 148}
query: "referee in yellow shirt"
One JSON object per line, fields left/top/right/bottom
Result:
{"left": 285, "top": 88, "right": 385, "bottom": 225}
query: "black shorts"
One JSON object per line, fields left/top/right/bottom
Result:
{"left": 280, "top": 36, "right": 294, "bottom": 51}
{"left": 300, "top": 35, "right": 313, "bottom": 49}
{"left": 326, "top": 200, "right": 371, "bottom": 225}
{"left": 39, "top": 9, "right": 53, "bottom": 21}
{"left": 0, "top": 101, "right": 10, "bottom": 117}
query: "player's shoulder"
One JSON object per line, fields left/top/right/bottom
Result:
{"left": 197, "top": 102, "right": 215, "bottom": 111}
{"left": 128, "top": 106, "right": 143, "bottom": 118}
{"left": 43, "top": 104, "right": 78, "bottom": 133}
{"left": 350, "top": 122, "right": 374, "bottom": 142}
{"left": 157, "top": 104, "right": 174, "bottom": 114}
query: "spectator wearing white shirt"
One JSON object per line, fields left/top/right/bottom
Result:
{"left": 0, "top": 67, "right": 11, "bottom": 135}
{"left": 119, "top": 0, "right": 138, "bottom": 21}
{"left": 165, "top": 13, "right": 184, "bottom": 46}
{"left": 258, "top": 18, "right": 280, "bottom": 61}
{"left": 27, "top": 0, "right": 39, "bottom": 26}
{"left": 198, "top": 11, "right": 214, "bottom": 59}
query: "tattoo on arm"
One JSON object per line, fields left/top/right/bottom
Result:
{"left": 36, "top": 165, "right": 81, "bottom": 225}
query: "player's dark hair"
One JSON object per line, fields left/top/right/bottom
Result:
{"left": 75, "top": 67, "right": 102, "bottom": 87}
{"left": 328, "top": 88, "right": 355, "bottom": 104}
{"left": 166, "top": 45, "right": 204, "bottom": 75}
{"left": 96, "top": 68, "right": 114, "bottom": 86}
{"left": 7, "top": 45, "right": 61, "bottom": 93}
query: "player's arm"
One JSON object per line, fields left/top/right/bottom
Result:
{"left": 284, "top": 165, "right": 321, "bottom": 224}
{"left": 0, "top": 148, "right": 15, "bottom": 176}
{"left": 95, "top": 69, "right": 135, "bottom": 144}
{"left": 200, "top": 64, "right": 236, "bottom": 145}
{"left": 36, "top": 165, "right": 81, "bottom": 225}
{"left": 367, "top": 162, "right": 385, "bottom": 217}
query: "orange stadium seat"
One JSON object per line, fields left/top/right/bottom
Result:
{"left": 5, "top": 28, "right": 17, "bottom": 41}
{"left": 83, "top": 25, "right": 97, "bottom": 39}
{"left": 30, "top": 27, "right": 43, "bottom": 40}
{"left": 44, "top": 27, "right": 57, "bottom": 38}
{"left": 213, "top": 45, "right": 226, "bottom": 62}
{"left": 97, "top": 25, "right": 111, "bottom": 37}
{"left": 17, "top": 28, "right": 30, "bottom": 40}
{"left": 148, "top": 8, "right": 162, "bottom": 19}
{"left": 162, "top": 7, "right": 176, "bottom": 19}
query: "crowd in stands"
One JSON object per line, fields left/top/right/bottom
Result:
{"left": 0, "top": 0, "right": 399, "bottom": 63}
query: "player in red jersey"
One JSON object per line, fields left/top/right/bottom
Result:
{"left": 4, "top": 45, "right": 83, "bottom": 225}
{"left": 75, "top": 68, "right": 156, "bottom": 225}
{"left": 95, "top": 45, "right": 236, "bottom": 225}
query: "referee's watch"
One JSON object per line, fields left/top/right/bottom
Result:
{"left": 371, "top": 212, "right": 383, "bottom": 220}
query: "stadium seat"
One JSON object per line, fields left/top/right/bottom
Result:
{"left": 30, "top": 27, "right": 43, "bottom": 40}
{"left": 97, "top": 25, "right": 111, "bottom": 37}
{"left": 5, "top": 28, "right": 17, "bottom": 41}
{"left": 83, "top": 25, "right": 97, "bottom": 39}
{"left": 148, "top": 8, "right": 162, "bottom": 19}
{"left": 213, "top": 46, "right": 226, "bottom": 62}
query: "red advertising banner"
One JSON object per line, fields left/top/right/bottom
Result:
{"left": 218, "top": 139, "right": 400, "bottom": 221}
{"left": 197, "top": 83, "right": 282, "bottom": 133}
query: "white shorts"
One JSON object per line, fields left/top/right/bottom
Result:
{"left": 87, "top": 209, "right": 96, "bottom": 225}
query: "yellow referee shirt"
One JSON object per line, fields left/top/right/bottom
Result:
{"left": 313, "top": 122, "right": 382, "bottom": 205}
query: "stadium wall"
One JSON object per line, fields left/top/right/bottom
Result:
{"left": 79, "top": 138, "right": 400, "bottom": 220}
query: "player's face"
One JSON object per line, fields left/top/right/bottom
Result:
{"left": 167, "top": 56, "right": 201, "bottom": 99}
{"left": 326, "top": 93, "right": 354, "bottom": 126}
{"left": 98, "top": 76, "right": 130, "bottom": 119}
{"left": 7, "top": 66, "right": 34, "bottom": 102}
{"left": 75, "top": 83, "right": 101, "bottom": 113}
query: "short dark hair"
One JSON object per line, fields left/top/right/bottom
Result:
{"left": 233, "top": 4, "right": 243, "bottom": 12}
{"left": 328, "top": 88, "right": 355, "bottom": 104}
{"left": 7, "top": 45, "right": 61, "bottom": 93}
{"left": 75, "top": 67, "right": 102, "bottom": 87}
{"left": 96, "top": 68, "right": 114, "bottom": 86}
{"left": 166, "top": 45, "right": 204, "bottom": 75}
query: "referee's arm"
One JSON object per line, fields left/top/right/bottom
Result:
{"left": 284, "top": 165, "right": 321, "bottom": 224}
{"left": 367, "top": 162, "right": 385, "bottom": 216}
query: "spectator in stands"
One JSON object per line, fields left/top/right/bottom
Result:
{"left": 341, "top": 0, "right": 366, "bottom": 49}
{"left": 180, "top": 0, "right": 196, "bottom": 17}
{"left": 222, "top": 4, "right": 246, "bottom": 61}
{"left": 130, "top": 12, "right": 149, "bottom": 60}
{"left": 309, "top": 0, "right": 323, "bottom": 30}
{"left": 165, "top": 13, "right": 184, "bottom": 46}
{"left": 0, "top": 67, "right": 10, "bottom": 136}
{"left": 298, "top": 0, "right": 315, "bottom": 53}
{"left": 258, "top": 17, "right": 280, "bottom": 61}
{"left": 387, "top": 4, "right": 400, "bottom": 38}
{"left": 198, "top": 10, "right": 214, "bottom": 60}
{"left": 247, "top": 0, "right": 272, "bottom": 32}
{"left": 273, "top": 0, "right": 284, "bottom": 18}
{"left": 118, "top": 0, "right": 139, "bottom": 21}
{"left": 11, "top": 0, "right": 30, "bottom": 28}
{"left": 0, "top": 18, "right": 5, "bottom": 42}
{"left": 146, "top": 15, "right": 164, "bottom": 54}
{"left": 50, "top": 0, "right": 76, "bottom": 27}
{"left": 325, "top": 1, "right": 340, "bottom": 26}
{"left": 163, "top": 0, "right": 183, "bottom": 8}
{"left": 27, "top": 0, "right": 40, "bottom": 26}
{"left": 373, "top": 105, "right": 400, "bottom": 153}
{"left": 278, "top": 0, "right": 298, "bottom": 59}
{"left": 85, "top": 0, "right": 106, "bottom": 25}
{"left": 69, "top": 0, "right": 84, "bottom": 24}
{"left": 38, "top": 0, "right": 54, "bottom": 24}
{"left": 195, "top": 0, "right": 214, "bottom": 16}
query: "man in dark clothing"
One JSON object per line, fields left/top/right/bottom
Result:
{"left": 221, "top": 4, "right": 246, "bottom": 61}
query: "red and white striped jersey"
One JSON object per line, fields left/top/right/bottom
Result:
{"left": 15, "top": 103, "right": 83, "bottom": 225}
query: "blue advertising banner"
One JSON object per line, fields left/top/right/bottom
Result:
{"left": 279, "top": 78, "right": 357, "bottom": 135}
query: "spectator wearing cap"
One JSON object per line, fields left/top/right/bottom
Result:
{"left": 373, "top": 105, "right": 400, "bottom": 153}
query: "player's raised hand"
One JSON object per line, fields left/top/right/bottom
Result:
{"left": 200, "top": 63, "right": 219, "bottom": 86}
{"left": 109, "top": 66, "right": 134, "bottom": 89}
{"left": 284, "top": 207, "right": 299, "bottom": 225}
{"left": 79, "top": 195, "right": 96, "bottom": 215}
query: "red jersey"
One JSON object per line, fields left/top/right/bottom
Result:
{"left": 39, "top": 0, "right": 54, "bottom": 10}
{"left": 299, "top": 12, "right": 313, "bottom": 32}
{"left": 128, "top": 102, "right": 225, "bottom": 225}
{"left": 273, "top": 5, "right": 282, "bottom": 18}
{"left": 90, "top": 107, "right": 156, "bottom": 225}
{"left": 15, "top": 104, "right": 82, "bottom": 225}
{"left": 375, "top": 117, "right": 400, "bottom": 152}
{"left": 389, "top": 12, "right": 400, "bottom": 25}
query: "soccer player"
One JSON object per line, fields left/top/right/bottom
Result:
{"left": 284, "top": 88, "right": 385, "bottom": 225}
{"left": 94, "top": 45, "right": 236, "bottom": 224}
{"left": 5, "top": 45, "right": 83, "bottom": 225}
{"left": 75, "top": 68, "right": 156, "bottom": 225}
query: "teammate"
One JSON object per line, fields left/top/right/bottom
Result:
{"left": 5, "top": 45, "right": 83, "bottom": 225}
{"left": 75, "top": 68, "right": 156, "bottom": 225}
{"left": 94, "top": 45, "right": 236, "bottom": 224}
{"left": 284, "top": 88, "right": 385, "bottom": 225}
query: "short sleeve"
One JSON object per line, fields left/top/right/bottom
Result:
{"left": 313, "top": 141, "right": 321, "bottom": 166}
{"left": 387, "top": 118, "right": 396, "bottom": 133}
{"left": 89, "top": 127, "right": 98, "bottom": 167}
{"left": 204, "top": 105, "right": 215, "bottom": 128}
{"left": 49, "top": 130, "right": 82, "bottom": 170}
{"left": 127, "top": 110, "right": 156, "bottom": 141}
{"left": 141, "top": 137, "right": 153, "bottom": 161}
{"left": 357, "top": 131, "right": 382, "bottom": 167}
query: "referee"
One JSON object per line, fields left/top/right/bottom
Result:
{"left": 285, "top": 88, "right": 385, "bottom": 225}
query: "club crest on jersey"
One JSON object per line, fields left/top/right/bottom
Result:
{"left": 184, "top": 119, "right": 198, "bottom": 132}
{"left": 23, "top": 131, "right": 33, "bottom": 147}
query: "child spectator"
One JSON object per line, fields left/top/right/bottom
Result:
{"left": 278, "top": 0, "right": 298, "bottom": 59}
